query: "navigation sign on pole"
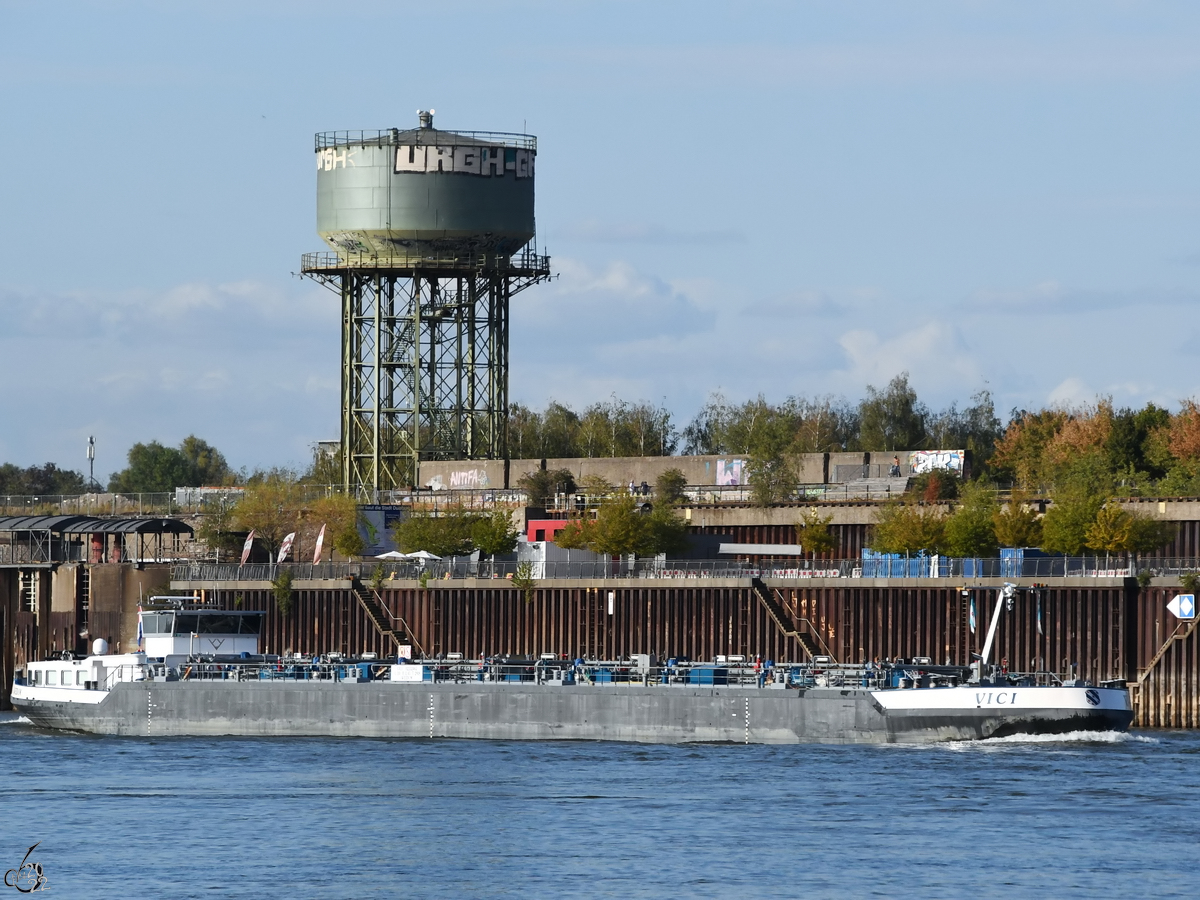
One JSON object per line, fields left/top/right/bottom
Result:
{"left": 1167, "top": 594, "right": 1195, "bottom": 620}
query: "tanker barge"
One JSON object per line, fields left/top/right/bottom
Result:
{"left": 9, "top": 597, "right": 1133, "bottom": 744}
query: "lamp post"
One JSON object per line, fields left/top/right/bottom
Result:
{"left": 87, "top": 436, "right": 96, "bottom": 491}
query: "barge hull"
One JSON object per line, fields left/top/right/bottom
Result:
{"left": 11, "top": 682, "right": 1134, "bottom": 744}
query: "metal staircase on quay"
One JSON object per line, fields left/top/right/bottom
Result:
{"left": 349, "top": 577, "right": 423, "bottom": 657}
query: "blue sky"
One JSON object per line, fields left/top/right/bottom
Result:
{"left": 3, "top": 1, "right": 1200, "bottom": 476}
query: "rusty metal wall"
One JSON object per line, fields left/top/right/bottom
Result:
{"left": 1130, "top": 586, "right": 1200, "bottom": 728}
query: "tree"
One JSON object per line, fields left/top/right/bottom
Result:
{"left": 858, "top": 374, "right": 928, "bottom": 451}
{"left": 231, "top": 470, "right": 306, "bottom": 558}
{"left": 942, "top": 483, "right": 999, "bottom": 557}
{"left": 791, "top": 397, "right": 858, "bottom": 453}
{"left": 0, "top": 462, "right": 85, "bottom": 495}
{"left": 555, "top": 497, "right": 687, "bottom": 557}
{"left": 748, "top": 456, "right": 798, "bottom": 506}
{"left": 909, "top": 470, "right": 959, "bottom": 501}
{"left": 108, "top": 441, "right": 190, "bottom": 492}
{"left": 1040, "top": 491, "right": 1105, "bottom": 556}
{"left": 1085, "top": 503, "right": 1174, "bottom": 556}
{"left": 309, "top": 494, "right": 365, "bottom": 558}
{"left": 992, "top": 491, "right": 1043, "bottom": 548}
{"left": 870, "top": 501, "right": 947, "bottom": 554}
{"left": 655, "top": 468, "right": 688, "bottom": 505}
{"left": 796, "top": 508, "right": 836, "bottom": 556}
{"left": 681, "top": 392, "right": 729, "bottom": 455}
{"left": 109, "top": 436, "right": 231, "bottom": 492}
{"left": 991, "top": 408, "right": 1071, "bottom": 490}
{"left": 517, "top": 468, "right": 577, "bottom": 506}
{"left": 195, "top": 500, "right": 245, "bottom": 560}
{"left": 392, "top": 505, "right": 478, "bottom": 558}
{"left": 179, "top": 435, "right": 232, "bottom": 485}
{"left": 471, "top": 508, "right": 519, "bottom": 557}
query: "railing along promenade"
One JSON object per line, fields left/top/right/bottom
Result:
{"left": 172, "top": 556, "right": 1200, "bottom": 584}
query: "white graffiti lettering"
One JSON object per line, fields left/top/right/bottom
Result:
{"left": 393, "top": 145, "right": 534, "bottom": 178}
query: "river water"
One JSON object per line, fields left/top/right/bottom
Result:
{"left": 0, "top": 713, "right": 1194, "bottom": 898}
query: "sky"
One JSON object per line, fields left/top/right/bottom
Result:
{"left": 3, "top": 1, "right": 1200, "bottom": 477}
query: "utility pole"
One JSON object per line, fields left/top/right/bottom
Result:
{"left": 87, "top": 436, "right": 96, "bottom": 491}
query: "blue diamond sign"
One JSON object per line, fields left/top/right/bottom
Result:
{"left": 1167, "top": 594, "right": 1195, "bottom": 620}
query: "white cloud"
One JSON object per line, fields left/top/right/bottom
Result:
{"left": 1047, "top": 376, "right": 1094, "bottom": 407}
{"left": 835, "top": 321, "right": 981, "bottom": 392}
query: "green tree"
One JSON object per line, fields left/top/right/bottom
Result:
{"left": 195, "top": 500, "right": 245, "bottom": 560}
{"left": 655, "top": 468, "right": 688, "bottom": 505}
{"left": 926, "top": 389, "right": 1003, "bottom": 468}
{"left": 858, "top": 374, "right": 928, "bottom": 451}
{"left": 517, "top": 467, "right": 576, "bottom": 506}
{"left": 231, "top": 470, "right": 305, "bottom": 558}
{"left": 796, "top": 508, "right": 837, "bottom": 556}
{"left": 870, "top": 501, "right": 947, "bottom": 554}
{"left": 108, "top": 441, "right": 191, "bottom": 492}
{"left": 109, "top": 436, "right": 230, "bottom": 492}
{"left": 310, "top": 493, "right": 365, "bottom": 558}
{"left": 1085, "top": 503, "right": 1174, "bottom": 556}
{"left": 471, "top": 508, "right": 519, "bottom": 557}
{"left": 1040, "top": 490, "right": 1106, "bottom": 555}
{"left": 391, "top": 505, "right": 479, "bottom": 558}
{"left": 555, "top": 496, "right": 687, "bottom": 557}
{"left": 942, "top": 483, "right": 999, "bottom": 557}
{"left": 992, "top": 490, "right": 1043, "bottom": 548}
{"left": 0, "top": 462, "right": 86, "bottom": 495}
{"left": 179, "top": 435, "right": 232, "bottom": 485}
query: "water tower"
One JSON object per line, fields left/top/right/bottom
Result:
{"left": 302, "top": 111, "right": 551, "bottom": 497}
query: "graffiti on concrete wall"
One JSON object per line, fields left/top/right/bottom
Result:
{"left": 909, "top": 450, "right": 965, "bottom": 475}
{"left": 716, "top": 458, "right": 746, "bottom": 486}
{"left": 426, "top": 469, "right": 491, "bottom": 491}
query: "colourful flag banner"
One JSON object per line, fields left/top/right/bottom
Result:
{"left": 278, "top": 532, "right": 296, "bottom": 564}
{"left": 313, "top": 524, "right": 326, "bottom": 565}
{"left": 969, "top": 597, "right": 977, "bottom": 633}
{"left": 1037, "top": 592, "right": 1043, "bottom": 635}
{"left": 240, "top": 530, "right": 256, "bottom": 566}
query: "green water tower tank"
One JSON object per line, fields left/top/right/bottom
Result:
{"left": 315, "top": 110, "right": 536, "bottom": 261}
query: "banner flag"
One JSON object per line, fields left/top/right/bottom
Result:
{"left": 969, "top": 597, "right": 977, "bottom": 634}
{"left": 240, "top": 530, "right": 256, "bottom": 566}
{"left": 278, "top": 532, "right": 296, "bottom": 564}
{"left": 1037, "top": 593, "right": 1043, "bottom": 635}
{"left": 313, "top": 524, "right": 326, "bottom": 565}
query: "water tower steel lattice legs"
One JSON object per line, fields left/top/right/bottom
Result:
{"left": 304, "top": 116, "right": 548, "bottom": 498}
{"left": 303, "top": 254, "right": 549, "bottom": 497}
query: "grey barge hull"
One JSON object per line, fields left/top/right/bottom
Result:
{"left": 11, "top": 681, "right": 1134, "bottom": 744}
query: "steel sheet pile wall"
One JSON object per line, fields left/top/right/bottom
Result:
{"left": 1132, "top": 586, "right": 1200, "bottom": 727}
{"left": 774, "top": 585, "right": 1128, "bottom": 686}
